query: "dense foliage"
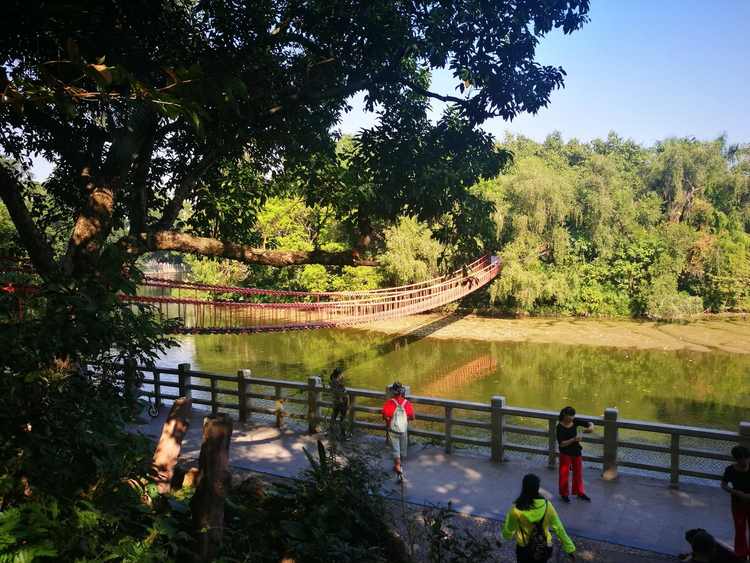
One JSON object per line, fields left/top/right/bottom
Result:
{"left": 484, "top": 133, "right": 750, "bottom": 318}
{"left": 178, "top": 133, "right": 749, "bottom": 320}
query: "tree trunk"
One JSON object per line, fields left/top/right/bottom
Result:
{"left": 151, "top": 397, "right": 192, "bottom": 494}
{"left": 191, "top": 414, "right": 233, "bottom": 562}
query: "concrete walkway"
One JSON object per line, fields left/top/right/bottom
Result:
{"left": 137, "top": 413, "right": 732, "bottom": 556}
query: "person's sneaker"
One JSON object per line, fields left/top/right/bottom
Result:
{"left": 560, "top": 495, "right": 571, "bottom": 503}
{"left": 577, "top": 493, "right": 591, "bottom": 502}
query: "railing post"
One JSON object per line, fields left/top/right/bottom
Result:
{"left": 602, "top": 408, "right": 619, "bottom": 481}
{"left": 740, "top": 421, "right": 750, "bottom": 450}
{"left": 124, "top": 358, "right": 138, "bottom": 405}
{"left": 348, "top": 393, "right": 357, "bottom": 431}
{"left": 178, "top": 363, "right": 192, "bottom": 407}
{"left": 153, "top": 369, "right": 162, "bottom": 409}
{"left": 210, "top": 375, "right": 218, "bottom": 416}
{"left": 307, "top": 376, "right": 322, "bottom": 434}
{"left": 670, "top": 433, "right": 680, "bottom": 489}
{"left": 547, "top": 419, "right": 557, "bottom": 469}
{"left": 445, "top": 406, "right": 453, "bottom": 454}
{"left": 491, "top": 396, "right": 506, "bottom": 462}
{"left": 237, "top": 369, "right": 250, "bottom": 423}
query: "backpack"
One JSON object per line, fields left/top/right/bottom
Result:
{"left": 523, "top": 501, "right": 553, "bottom": 562}
{"left": 389, "top": 398, "right": 409, "bottom": 433}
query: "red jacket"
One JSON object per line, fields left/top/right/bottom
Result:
{"left": 382, "top": 396, "right": 415, "bottom": 423}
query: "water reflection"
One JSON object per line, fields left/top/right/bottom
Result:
{"left": 156, "top": 328, "right": 750, "bottom": 430}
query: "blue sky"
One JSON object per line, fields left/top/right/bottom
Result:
{"left": 339, "top": 0, "right": 750, "bottom": 146}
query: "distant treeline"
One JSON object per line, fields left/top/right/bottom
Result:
{"left": 483, "top": 133, "right": 749, "bottom": 318}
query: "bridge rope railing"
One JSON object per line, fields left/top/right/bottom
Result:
{"left": 1, "top": 254, "right": 501, "bottom": 333}
{"left": 140, "top": 255, "right": 491, "bottom": 300}
{"left": 122, "top": 255, "right": 501, "bottom": 333}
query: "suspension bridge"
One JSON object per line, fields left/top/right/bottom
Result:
{"left": 1, "top": 255, "right": 501, "bottom": 333}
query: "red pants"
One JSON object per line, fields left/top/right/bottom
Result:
{"left": 733, "top": 501, "right": 750, "bottom": 557}
{"left": 559, "top": 453, "right": 585, "bottom": 496}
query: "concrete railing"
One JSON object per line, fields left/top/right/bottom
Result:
{"left": 115, "top": 361, "right": 750, "bottom": 488}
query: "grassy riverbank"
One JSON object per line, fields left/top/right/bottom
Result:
{"left": 362, "top": 313, "right": 750, "bottom": 354}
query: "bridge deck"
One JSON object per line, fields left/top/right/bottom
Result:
{"left": 135, "top": 412, "right": 731, "bottom": 556}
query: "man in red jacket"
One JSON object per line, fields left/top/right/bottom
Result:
{"left": 382, "top": 382, "right": 415, "bottom": 480}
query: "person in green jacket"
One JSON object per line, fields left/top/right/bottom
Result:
{"left": 502, "top": 473, "right": 576, "bottom": 562}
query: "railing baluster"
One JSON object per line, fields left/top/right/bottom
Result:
{"left": 178, "top": 363, "right": 192, "bottom": 404}
{"left": 238, "top": 369, "right": 250, "bottom": 422}
{"left": 491, "top": 396, "right": 506, "bottom": 462}
{"left": 445, "top": 405, "right": 453, "bottom": 454}
{"left": 154, "top": 369, "right": 162, "bottom": 409}
{"left": 547, "top": 418, "right": 557, "bottom": 468}
{"left": 307, "top": 376, "right": 321, "bottom": 434}
{"left": 670, "top": 433, "right": 680, "bottom": 488}
{"left": 210, "top": 375, "right": 218, "bottom": 415}
{"left": 603, "top": 407, "right": 619, "bottom": 480}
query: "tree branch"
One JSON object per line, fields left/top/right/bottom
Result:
{"left": 118, "top": 230, "right": 378, "bottom": 267}
{"left": 399, "top": 79, "right": 470, "bottom": 105}
{"left": 129, "top": 119, "right": 157, "bottom": 235}
{"left": 0, "top": 164, "right": 58, "bottom": 277}
{"left": 154, "top": 153, "right": 218, "bottom": 231}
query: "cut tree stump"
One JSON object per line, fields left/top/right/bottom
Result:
{"left": 191, "top": 413, "right": 233, "bottom": 562}
{"left": 151, "top": 397, "right": 192, "bottom": 494}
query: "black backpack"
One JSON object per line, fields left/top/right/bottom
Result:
{"left": 524, "top": 501, "right": 553, "bottom": 562}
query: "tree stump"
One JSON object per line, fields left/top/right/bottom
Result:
{"left": 191, "top": 414, "right": 233, "bottom": 562}
{"left": 151, "top": 397, "right": 192, "bottom": 494}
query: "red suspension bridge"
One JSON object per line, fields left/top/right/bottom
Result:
{"left": 2, "top": 255, "right": 501, "bottom": 334}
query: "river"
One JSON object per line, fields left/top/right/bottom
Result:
{"left": 156, "top": 319, "right": 750, "bottom": 431}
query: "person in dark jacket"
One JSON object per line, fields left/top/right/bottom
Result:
{"left": 721, "top": 445, "right": 750, "bottom": 558}
{"left": 556, "top": 406, "right": 594, "bottom": 503}
{"left": 328, "top": 367, "right": 349, "bottom": 438}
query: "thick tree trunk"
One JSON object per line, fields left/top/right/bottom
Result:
{"left": 66, "top": 178, "right": 116, "bottom": 271}
{"left": 191, "top": 414, "right": 233, "bottom": 563}
{"left": 151, "top": 398, "right": 192, "bottom": 494}
{"left": 0, "top": 164, "right": 57, "bottom": 277}
{"left": 118, "top": 230, "right": 379, "bottom": 267}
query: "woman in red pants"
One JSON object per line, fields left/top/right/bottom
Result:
{"left": 721, "top": 445, "right": 750, "bottom": 559}
{"left": 556, "top": 406, "right": 594, "bottom": 503}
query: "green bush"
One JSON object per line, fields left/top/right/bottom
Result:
{"left": 645, "top": 276, "right": 704, "bottom": 320}
{"left": 222, "top": 441, "right": 408, "bottom": 563}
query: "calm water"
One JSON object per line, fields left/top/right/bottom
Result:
{"left": 157, "top": 326, "right": 750, "bottom": 431}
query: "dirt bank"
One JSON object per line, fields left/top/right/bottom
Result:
{"left": 361, "top": 314, "right": 750, "bottom": 354}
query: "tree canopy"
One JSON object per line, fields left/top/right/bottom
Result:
{"left": 1, "top": 0, "right": 590, "bottom": 281}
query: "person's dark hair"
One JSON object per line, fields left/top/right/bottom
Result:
{"left": 514, "top": 473, "right": 543, "bottom": 511}
{"left": 685, "top": 528, "right": 706, "bottom": 543}
{"left": 391, "top": 381, "right": 405, "bottom": 396}
{"left": 558, "top": 406, "right": 576, "bottom": 421}
{"left": 688, "top": 529, "right": 716, "bottom": 555}
{"left": 731, "top": 445, "right": 750, "bottom": 461}
{"left": 330, "top": 367, "right": 343, "bottom": 381}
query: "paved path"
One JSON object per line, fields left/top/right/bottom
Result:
{"left": 137, "top": 413, "right": 732, "bottom": 556}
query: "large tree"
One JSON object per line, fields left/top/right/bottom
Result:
{"left": 1, "top": 0, "right": 589, "bottom": 282}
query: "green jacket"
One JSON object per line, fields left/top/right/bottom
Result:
{"left": 502, "top": 498, "right": 575, "bottom": 554}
